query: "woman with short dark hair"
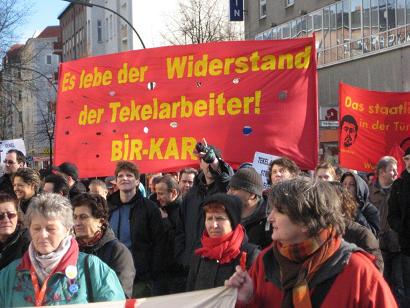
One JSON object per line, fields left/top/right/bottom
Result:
{"left": 72, "top": 193, "right": 135, "bottom": 298}
{"left": 12, "top": 168, "right": 41, "bottom": 214}
{"left": 227, "top": 178, "right": 396, "bottom": 307}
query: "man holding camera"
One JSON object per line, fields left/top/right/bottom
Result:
{"left": 175, "top": 140, "right": 234, "bottom": 271}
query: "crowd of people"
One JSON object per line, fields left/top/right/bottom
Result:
{"left": 0, "top": 142, "right": 408, "bottom": 307}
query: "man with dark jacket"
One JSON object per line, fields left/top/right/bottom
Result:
{"left": 107, "top": 161, "right": 167, "bottom": 298}
{"left": 388, "top": 147, "right": 410, "bottom": 307}
{"left": 53, "top": 162, "right": 86, "bottom": 199}
{"left": 175, "top": 141, "right": 234, "bottom": 269}
{"left": 0, "top": 149, "right": 25, "bottom": 196}
{"left": 228, "top": 167, "right": 271, "bottom": 249}
{"left": 153, "top": 175, "right": 185, "bottom": 295}
{"left": 369, "top": 156, "right": 403, "bottom": 302}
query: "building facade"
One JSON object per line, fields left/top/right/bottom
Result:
{"left": 245, "top": 0, "right": 410, "bottom": 164}
{"left": 0, "top": 27, "right": 60, "bottom": 169}
{"left": 59, "top": 0, "right": 140, "bottom": 62}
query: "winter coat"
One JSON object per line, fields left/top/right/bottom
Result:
{"left": 175, "top": 160, "right": 234, "bottom": 267}
{"left": 241, "top": 197, "right": 271, "bottom": 249}
{"left": 0, "top": 174, "right": 15, "bottom": 196}
{"left": 186, "top": 237, "right": 260, "bottom": 291}
{"left": 343, "top": 220, "right": 384, "bottom": 272}
{"left": 0, "top": 226, "right": 30, "bottom": 270}
{"left": 238, "top": 241, "right": 397, "bottom": 308}
{"left": 160, "top": 197, "right": 185, "bottom": 277}
{"left": 108, "top": 190, "right": 167, "bottom": 282}
{"left": 341, "top": 172, "right": 380, "bottom": 237}
{"left": 369, "top": 181, "right": 400, "bottom": 252}
{"left": 0, "top": 251, "right": 125, "bottom": 306}
{"left": 78, "top": 227, "right": 135, "bottom": 298}
{"left": 19, "top": 195, "right": 36, "bottom": 214}
{"left": 388, "top": 169, "right": 410, "bottom": 256}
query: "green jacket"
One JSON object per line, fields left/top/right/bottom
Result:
{"left": 0, "top": 252, "right": 125, "bottom": 307}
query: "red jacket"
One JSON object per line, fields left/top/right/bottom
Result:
{"left": 238, "top": 242, "right": 397, "bottom": 308}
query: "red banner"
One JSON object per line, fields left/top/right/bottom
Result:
{"left": 339, "top": 82, "right": 410, "bottom": 173}
{"left": 55, "top": 39, "right": 318, "bottom": 177}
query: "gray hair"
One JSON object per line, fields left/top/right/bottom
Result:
{"left": 25, "top": 193, "right": 74, "bottom": 230}
{"left": 376, "top": 156, "right": 397, "bottom": 175}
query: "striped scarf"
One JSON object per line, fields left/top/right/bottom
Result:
{"left": 273, "top": 228, "right": 341, "bottom": 308}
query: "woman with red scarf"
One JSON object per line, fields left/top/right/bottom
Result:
{"left": 186, "top": 193, "right": 259, "bottom": 291}
{"left": 227, "top": 178, "right": 397, "bottom": 308}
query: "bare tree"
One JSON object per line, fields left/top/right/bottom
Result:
{"left": 0, "top": 0, "right": 32, "bottom": 61}
{"left": 161, "top": 0, "right": 243, "bottom": 45}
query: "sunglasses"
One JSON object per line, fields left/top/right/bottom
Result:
{"left": 3, "top": 160, "right": 17, "bottom": 165}
{"left": 0, "top": 212, "right": 17, "bottom": 221}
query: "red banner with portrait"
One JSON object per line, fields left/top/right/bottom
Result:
{"left": 339, "top": 82, "right": 410, "bottom": 173}
{"left": 55, "top": 39, "right": 318, "bottom": 178}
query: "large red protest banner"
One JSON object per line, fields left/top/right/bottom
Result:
{"left": 339, "top": 82, "right": 410, "bottom": 173}
{"left": 55, "top": 39, "right": 318, "bottom": 177}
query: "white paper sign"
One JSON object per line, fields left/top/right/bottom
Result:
{"left": 252, "top": 151, "right": 280, "bottom": 188}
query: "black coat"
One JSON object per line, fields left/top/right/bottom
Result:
{"left": 69, "top": 181, "right": 87, "bottom": 200}
{"left": 78, "top": 227, "right": 135, "bottom": 298}
{"left": 186, "top": 236, "right": 260, "bottom": 291}
{"left": 160, "top": 197, "right": 185, "bottom": 277}
{"left": 108, "top": 190, "right": 167, "bottom": 282}
{"left": 0, "top": 226, "right": 30, "bottom": 270}
{"left": 241, "top": 197, "right": 272, "bottom": 249}
{"left": 175, "top": 160, "right": 234, "bottom": 267}
{"left": 388, "top": 169, "right": 410, "bottom": 256}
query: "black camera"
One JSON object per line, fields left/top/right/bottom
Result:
{"left": 195, "top": 142, "right": 216, "bottom": 164}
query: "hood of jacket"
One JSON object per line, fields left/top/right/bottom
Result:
{"left": 341, "top": 172, "right": 369, "bottom": 204}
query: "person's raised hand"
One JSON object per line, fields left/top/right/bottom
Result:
{"left": 225, "top": 266, "right": 254, "bottom": 303}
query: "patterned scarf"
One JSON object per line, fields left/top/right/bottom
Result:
{"left": 195, "top": 225, "right": 244, "bottom": 264}
{"left": 273, "top": 228, "right": 341, "bottom": 308}
{"left": 76, "top": 230, "right": 104, "bottom": 247}
{"left": 29, "top": 235, "right": 73, "bottom": 283}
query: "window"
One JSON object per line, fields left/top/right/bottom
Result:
{"left": 97, "top": 20, "right": 103, "bottom": 42}
{"left": 286, "top": 0, "right": 295, "bottom": 7}
{"left": 259, "top": 0, "right": 267, "bottom": 19}
{"left": 46, "top": 55, "right": 52, "bottom": 65}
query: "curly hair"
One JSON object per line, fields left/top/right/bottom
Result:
{"left": 71, "top": 193, "right": 109, "bottom": 221}
{"left": 267, "top": 157, "right": 300, "bottom": 185}
{"left": 267, "top": 178, "right": 345, "bottom": 236}
{"left": 114, "top": 161, "right": 140, "bottom": 179}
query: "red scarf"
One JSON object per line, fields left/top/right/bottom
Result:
{"left": 77, "top": 230, "right": 104, "bottom": 247}
{"left": 195, "top": 225, "right": 245, "bottom": 264}
{"left": 273, "top": 228, "right": 341, "bottom": 308}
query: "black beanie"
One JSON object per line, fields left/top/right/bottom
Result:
{"left": 229, "top": 167, "right": 263, "bottom": 197}
{"left": 202, "top": 193, "right": 242, "bottom": 229}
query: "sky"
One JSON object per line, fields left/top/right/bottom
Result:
{"left": 19, "top": 0, "right": 179, "bottom": 48}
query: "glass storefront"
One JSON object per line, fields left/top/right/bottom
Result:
{"left": 255, "top": 0, "right": 410, "bottom": 66}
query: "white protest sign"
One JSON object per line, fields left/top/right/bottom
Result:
{"left": 0, "top": 138, "right": 26, "bottom": 163}
{"left": 252, "top": 151, "right": 280, "bottom": 188}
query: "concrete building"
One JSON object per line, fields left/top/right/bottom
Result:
{"left": 245, "top": 0, "right": 410, "bottom": 164}
{"left": 58, "top": 0, "right": 141, "bottom": 62}
{"left": 0, "top": 27, "right": 60, "bottom": 169}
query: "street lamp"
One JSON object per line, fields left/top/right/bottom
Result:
{"left": 62, "top": 0, "right": 146, "bottom": 49}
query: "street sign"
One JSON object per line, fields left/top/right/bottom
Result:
{"left": 229, "top": 0, "right": 244, "bottom": 21}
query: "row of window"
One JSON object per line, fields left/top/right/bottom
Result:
{"left": 259, "top": 0, "right": 295, "bottom": 19}
{"left": 256, "top": 0, "right": 410, "bottom": 65}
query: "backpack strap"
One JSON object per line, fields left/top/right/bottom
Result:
{"left": 84, "top": 255, "right": 94, "bottom": 303}
{"left": 310, "top": 274, "right": 338, "bottom": 307}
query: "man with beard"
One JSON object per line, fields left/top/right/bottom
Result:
{"left": 340, "top": 115, "right": 358, "bottom": 148}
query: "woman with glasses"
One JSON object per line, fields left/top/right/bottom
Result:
{"left": 0, "top": 193, "right": 30, "bottom": 270}
{"left": 0, "top": 193, "right": 125, "bottom": 306}
{"left": 12, "top": 168, "right": 41, "bottom": 214}
{"left": 227, "top": 178, "right": 396, "bottom": 307}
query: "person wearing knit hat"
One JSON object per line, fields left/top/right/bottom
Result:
{"left": 186, "top": 193, "right": 260, "bottom": 291}
{"left": 228, "top": 168, "right": 272, "bottom": 249}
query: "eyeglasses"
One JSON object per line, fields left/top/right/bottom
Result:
{"left": 3, "top": 160, "right": 17, "bottom": 165}
{"left": 0, "top": 212, "right": 17, "bottom": 221}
